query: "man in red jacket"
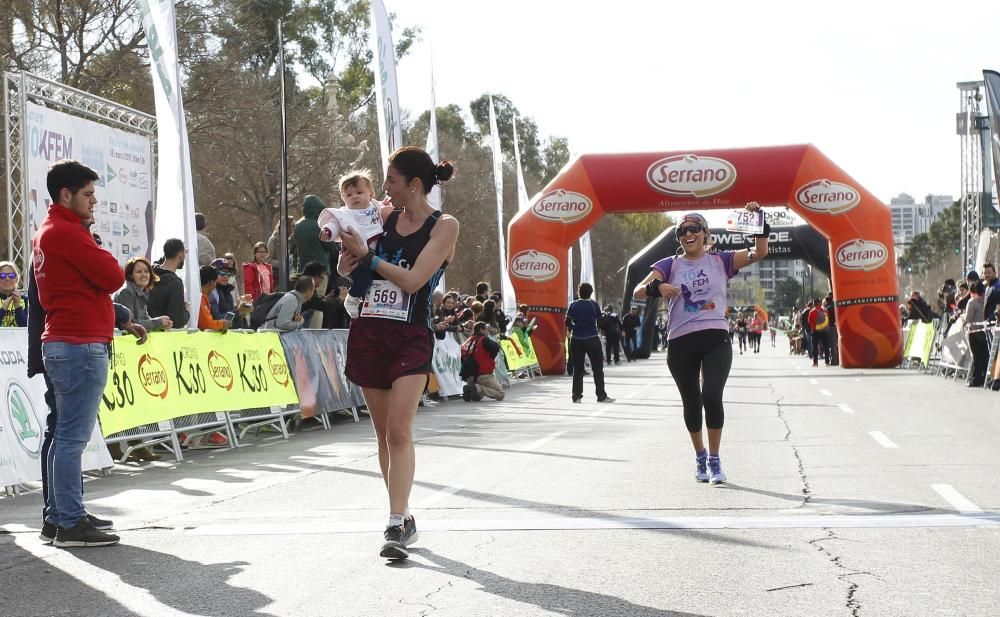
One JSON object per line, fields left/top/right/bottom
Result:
{"left": 34, "top": 160, "right": 125, "bottom": 548}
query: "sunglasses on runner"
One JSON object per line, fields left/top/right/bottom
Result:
{"left": 0, "top": 272, "right": 18, "bottom": 280}
{"left": 676, "top": 224, "right": 704, "bottom": 236}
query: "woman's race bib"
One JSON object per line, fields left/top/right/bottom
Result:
{"left": 360, "top": 279, "right": 414, "bottom": 322}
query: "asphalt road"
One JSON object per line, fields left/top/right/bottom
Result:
{"left": 2, "top": 337, "right": 999, "bottom": 617}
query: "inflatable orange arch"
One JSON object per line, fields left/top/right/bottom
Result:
{"left": 507, "top": 145, "right": 902, "bottom": 374}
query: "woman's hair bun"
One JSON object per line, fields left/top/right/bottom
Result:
{"left": 435, "top": 160, "right": 455, "bottom": 182}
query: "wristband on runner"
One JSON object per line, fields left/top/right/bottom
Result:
{"left": 753, "top": 223, "right": 771, "bottom": 238}
{"left": 360, "top": 248, "right": 377, "bottom": 267}
{"left": 645, "top": 280, "right": 663, "bottom": 298}
{"left": 371, "top": 255, "right": 383, "bottom": 270}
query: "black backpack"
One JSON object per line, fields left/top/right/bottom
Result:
{"left": 249, "top": 292, "right": 285, "bottom": 330}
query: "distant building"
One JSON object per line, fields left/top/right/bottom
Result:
{"left": 739, "top": 258, "right": 809, "bottom": 307}
{"left": 890, "top": 193, "right": 953, "bottom": 248}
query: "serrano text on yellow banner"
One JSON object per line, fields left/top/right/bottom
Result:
{"left": 99, "top": 331, "right": 299, "bottom": 436}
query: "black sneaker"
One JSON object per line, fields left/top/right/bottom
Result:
{"left": 462, "top": 384, "right": 474, "bottom": 402}
{"left": 402, "top": 515, "right": 418, "bottom": 546}
{"left": 597, "top": 396, "right": 616, "bottom": 403}
{"left": 39, "top": 522, "right": 57, "bottom": 544}
{"left": 86, "top": 513, "right": 114, "bottom": 530}
{"left": 572, "top": 397, "right": 582, "bottom": 404}
{"left": 54, "top": 517, "right": 120, "bottom": 548}
{"left": 380, "top": 525, "right": 409, "bottom": 560}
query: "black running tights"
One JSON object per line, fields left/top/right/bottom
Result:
{"left": 666, "top": 329, "right": 733, "bottom": 433}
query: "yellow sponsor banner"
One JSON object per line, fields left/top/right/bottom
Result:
{"left": 524, "top": 337, "right": 539, "bottom": 366}
{"left": 500, "top": 339, "right": 528, "bottom": 371}
{"left": 99, "top": 331, "right": 299, "bottom": 436}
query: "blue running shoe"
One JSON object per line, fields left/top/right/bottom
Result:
{"left": 695, "top": 450, "right": 709, "bottom": 482}
{"left": 708, "top": 455, "right": 727, "bottom": 485}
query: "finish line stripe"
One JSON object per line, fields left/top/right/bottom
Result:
{"left": 179, "top": 513, "right": 1000, "bottom": 536}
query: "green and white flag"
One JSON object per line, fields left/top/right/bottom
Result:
{"left": 139, "top": 0, "right": 200, "bottom": 328}
{"left": 513, "top": 115, "right": 531, "bottom": 213}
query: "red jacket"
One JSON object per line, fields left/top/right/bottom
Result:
{"left": 462, "top": 335, "right": 501, "bottom": 375}
{"left": 242, "top": 261, "right": 273, "bottom": 301}
{"left": 33, "top": 206, "right": 125, "bottom": 343}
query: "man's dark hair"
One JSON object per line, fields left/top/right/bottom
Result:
{"left": 473, "top": 321, "right": 489, "bottom": 336}
{"left": 578, "top": 282, "right": 594, "bottom": 299}
{"left": 301, "top": 261, "right": 328, "bottom": 278}
{"left": 476, "top": 281, "right": 490, "bottom": 295}
{"left": 983, "top": 262, "right": 995, "bottom": 272}
{"left": 294, "top": 275, "right": 316, "bottom": 293}
{"left": 46, "top": 159, "right": 99, "bottom": 204}
{"left": 200, "top": 265, "right": 218, "bottom": 286}
{"left": 163, "top": 238, "right": 185, "bottom": 260}
{"left": 195, "top": 212, "right": 207, "bottom": 231}
{"left": 973, "top": 281, "right": 986, "bottom": 295}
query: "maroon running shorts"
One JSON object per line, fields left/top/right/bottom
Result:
{"left": 345, "top": 317, "right": 434, "bottom": 389}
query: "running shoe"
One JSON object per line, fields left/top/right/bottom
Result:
{"left": 380, "top": 525, "right": 409, "bottom": 560}
{"left": 53, "top": 517, "right": 120, "bottom": 548}
{"left": 695, "top": 451, "right": 709, "bottom": 483}
{"left": 402, "top": 515, "right": 418, "bottom": 546}
{"left": 596, "top": 396, "right": 616, "bottom": 403}
{"left": 39, "top": 522, "right": 57, "bottom": 544}
{"left": 708, "top": 455, "right": 727, "bottom": 485}
{"left": 462, "top": 384, "right": 474, "bottom": 402}
{"left": 86, "top": 513, "right": 114, "bottom": 530}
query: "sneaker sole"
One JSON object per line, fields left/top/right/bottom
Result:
{"left": 54, "top": 538, "right": 120, "bottom": 548}
{"left": 380, "top": 541, "right": 408, "bottom": 560}
{"left": 710, "top": 478, "right": 727, "bottom": 485}
{"left": 39, "top": 533, "right": 55, "bottom": 544}
{"left": 695, "top": 476, "right": 709, "bottom": 483}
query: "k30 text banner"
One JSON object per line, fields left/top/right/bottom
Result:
{"left": 99, "top": 331, "right": 298, "bottom": 435}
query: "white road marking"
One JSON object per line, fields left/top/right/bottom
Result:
{"left": 800, "top": 371, "right": 809, "bottom": 376}
{"left": 868, "top": 431, "right": 899, "bottom": 448}
{"left": 176, "top": 513, "right": 1000, "bottom": 536}
{"left": 819, "top": 389, "right": 832, "bottom": 396}
{"left": 587, "top": 409, "right": 607, "bottom": 418}
{"left": 932, "top": 484, "right": 983, "bottom": 514}
{"left": 521, "top": 431, "right": 568, "bottom": 451}
{"left": 808, "top": 379, "right": 818, "bottom": 385}
{"left": 5, "top": 526, "right": 203, "bottom": 617}
{"left": 414, "top": 484, "right": 464, "bottom": 509}
{"left": 837, "top": 403, "right": 856, "bottom": 414}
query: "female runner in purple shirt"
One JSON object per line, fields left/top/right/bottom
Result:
{"left": 633, "top": 203, "right": 769, "bottom": 484}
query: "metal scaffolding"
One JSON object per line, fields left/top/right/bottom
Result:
{"left": 956, "top": 80, "right": 995, "bottom": 272}
{"left": 3, "top": 72, "right": 156, "bottom": 271}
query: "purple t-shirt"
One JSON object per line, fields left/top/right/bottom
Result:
{"left": 651, "top": 251, "right": 738, "bottom": 341}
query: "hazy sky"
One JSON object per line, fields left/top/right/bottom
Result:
{"left": 385, "top": 0, "right": 1000, "bottom": 204}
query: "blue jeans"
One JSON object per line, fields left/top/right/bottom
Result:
{"left": 42, "top": 342, "right": 110, "bottom": 528}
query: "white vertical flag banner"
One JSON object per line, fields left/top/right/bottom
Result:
{"left": 489, "top": 97, "right": 517, "bottom": 316}
{"left": 427, "top": 64, "right": 445, "bottom": 292}
{"left": 567, "top": 247, "right": 574, "bottom": 303}
{"left": 426, "top": 65, "right": 442, "bottom": 212}
{"left": 139, "top": 0, "right": 200, "bottom": 328}
{"left": 512, "top": 115, "right": 531, "bottom": 213}
{"left": 579, "top": 231, "right": 595, "bottom": 288}
{"left": 983, "top": 70, "right": 1000, "bottom": 214}
{"left": 370, "top": 0, "right": 403, "bottom": 175}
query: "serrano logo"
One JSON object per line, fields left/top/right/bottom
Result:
{"left": 796, "top": 179, "right": 861, "bottom": 214}
{"left": 207, "top": 351, "right": 234, "bottom": 391}
{"left": 646, "top": 154, "right": 737, "bottom": 198}
{"left": 531, "top": 190, "right": 593, "bottom": 223}
{"left": 510, "top": 250, "right": 560, "bottom": 282}
{"left": 836, "top": 239, "right": 888, "bottom": 272}
{"left": 267, "top": 349, "right": 289, "bottom": 387}
{"left": 137, "top": 354, "right": 169, "bottom": 399}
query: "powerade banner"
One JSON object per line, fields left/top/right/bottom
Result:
{"left": 99, "top": 331, "right": 298, "bottom": 436}
{"left": 278, "top": 330, "right": 364, "bottom": 418}
{"left": 0, "top": 329, "right": 111, "bottom": 486}
{"left": 23, "top": 102, "right": 154, "bottom": 266}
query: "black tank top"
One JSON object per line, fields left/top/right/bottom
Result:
{"left": 374, "top": 209, "right": 448, "bottom": 329}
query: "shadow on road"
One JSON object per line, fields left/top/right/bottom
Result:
{"left": 721, "top": 483, "right": 941, "bottom": 514}
{"left": 398, "top": 547, "right": 711, "bottom": 617}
